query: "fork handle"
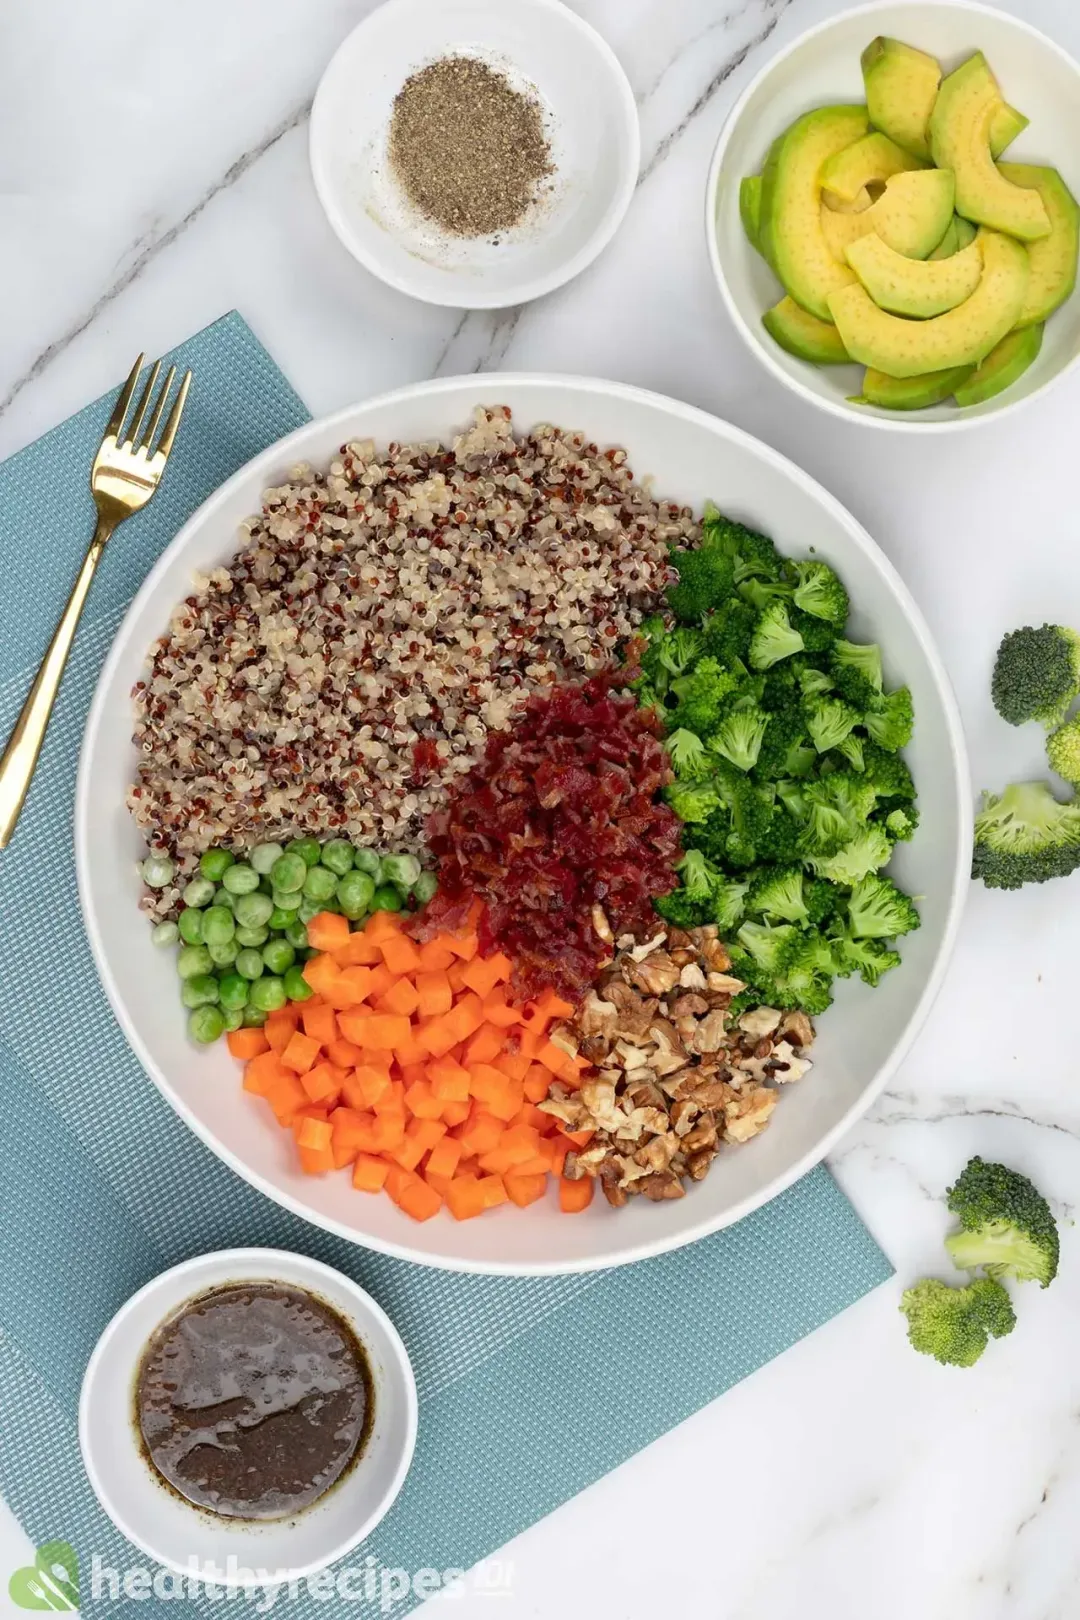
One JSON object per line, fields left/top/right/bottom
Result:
{"left": 0, "top": 514, "right": 116, "bottom": 849}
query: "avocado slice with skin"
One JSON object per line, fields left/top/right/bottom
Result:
{"left": 740, "top": 175, "right": 764, "bottom": 254}
{"left": 954, "top": 322, "right": 1044, "bottom": 405}
{"left": 820, "top": 169, "right": 955, "bottom": 263}
{"left": 828, "top": 227, "right": 1029, "bottom": 377}
{"left": 863, "top": 37, "right": 1027, "bottom": 162}
{"left": 859, "top": 364, "right": 976, "bottom": 410}
{"left": 998, "top": 164, "right": 1079, "bottom": 327}
{"left": 763, "top": 296, "right": 851, "bottom": 363}
{"left": 928, "top": 214, "right": 978, "bottom": 260}
{"left": 760, "top": 105, "right": 870, "bottom": 319}
{"left": 929, "top": 54, "right": 1050, "bottom": 241}
{"left": 821, "top": 132, "right": 925, "bottom": 205}
{"left": 845, "top": 231, "right": 983, "bottom": 317}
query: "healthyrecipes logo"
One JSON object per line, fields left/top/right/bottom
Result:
{"left": 9, "top": 1541, "right": 80, "bottom": 1610}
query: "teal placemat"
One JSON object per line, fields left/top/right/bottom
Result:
{"left": 0, "top": 313, "right": 892, "bottom": 1617}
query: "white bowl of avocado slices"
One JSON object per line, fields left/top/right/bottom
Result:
{"left": 706, "top": 1, "right": 1080, "bottom": 428}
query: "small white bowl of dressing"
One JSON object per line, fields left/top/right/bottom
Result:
{"left": 79, "top": 1249, "right": 417, "bottom": 1587}
{"left": 309, "top": 0, "right": 640, "bottom": 308}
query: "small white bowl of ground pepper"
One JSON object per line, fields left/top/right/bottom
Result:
{"left": 309, "top": 0, "right": 640, "bottom": 308}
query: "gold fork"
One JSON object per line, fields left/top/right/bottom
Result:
{"left": 0, "top": 354, "right": 192, "bottom": 848}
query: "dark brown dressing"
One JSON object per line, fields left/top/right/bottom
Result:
{"left": 135, "top": 1282, "right": 373, "bottom": 1521}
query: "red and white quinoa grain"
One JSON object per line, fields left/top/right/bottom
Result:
{"left": 128, "top": 408, "right": 695, "bottom": 886}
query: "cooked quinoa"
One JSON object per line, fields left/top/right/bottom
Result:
{"left": 128, "top": 407, "right": 695, "bottom": 895}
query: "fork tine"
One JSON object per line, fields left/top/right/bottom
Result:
{"left": 103, "top": 353, "right": 145, "bottom": 440}
{"left": 153, "top": 370, "right": 192, "bottom": 462}
{"left": 123, "top": 358, "right": 161, "bottom": 448}
{"left": 138, "top": 364, "right": 176, "bottom": 453}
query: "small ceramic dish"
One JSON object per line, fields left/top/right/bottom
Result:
{"left": 309, "top": 0, "right": 640, "bottom": 308}
{"left": 705, "top": 0, "right": 1080, "bottom": 431}
{"left": 79, "top": 1249, "right": 417, "bottom": 1586}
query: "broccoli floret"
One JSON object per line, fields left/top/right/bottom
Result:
{"left": 830, "top": 933, "right": 901, "bottom": 986}
{"left": 712, "top": 764, "right": 775, "bottom": 862}
{"left": 736, "top": 919, "right": 796, "bottom": 976}
{"left": 900, "top": 1277, "right": 1016, "bottom": 1367}
{"left": 830, "top": 639, "right": 883, "bottom": 707}
{"left": 654, "top": 849, "right": 736, "bottom": 927}
{"left": 738, "top": 577, "right": 793, "bottom": 613}
{"left": 864, "top": 686, "right": 914, "bottom": 751}
{"left": 665, "top": 727, "right": 712, "bottom": 780}
{"left": 804, "top": 695, "right": 861, "bottom": 754}
{"left": 700, "top": 600, "right": 757, "bottom": 667}
{"left": 667, "top": 542, "right": 737, "bottom": 624}
{"left": 798, "top": 773, "right": 877, "bottom": 858}
{"left": 847, "top": 875, "right": 920, "bottom": 939}
{"left": 700, "top": 506, "right": 784, "bottom": 585}
{"left": 654, "top": 886, "right": 713, "bottom": 928}
{"left": 804, "top": 878, "right": 843, "bottom": 929}
{"left": 972, "top": 780, "right": 1080, "bottom": 889}
{"left": 884, "top": 805, "right": 919, "bottom": 841}
{"left": 747, "top": 865, "right": 809, "bottom": 924}
{"left": 773, "top": 929, "right": 836, "bottom": 1013}
{"left": 863, "top": 741, "right": 916, "bottom": 803}
{"left": 664, "top": 779, "right": 722, "bottom": 824}
{"left": 834, "top": 732, "right": 865, "bottom": 772}
{"left": 656, "top": 627, "right": 704, "bottom": 679}
{"left": 945, "top": 1156, "right": 1059, "bottom": 1288}
{"left": 790, "top": 560, "right": 850, "bottom": 626}
{"left": 755, "top": 805, "right": 803, "bottom": 864}
{"left": 677, "top": 848, "right": 723, "bottom": 902}
{"left": 992, "top": 624, "right": 1080, "bottom": 729}
{"left": 798, "top": 664, "right": 836, "bottom": 699}
{"left": 808, "top": 824, "right": 893, "bottom": 885}
{"left": 752, "top": 705, "right": 809, "bottom": 781}
{"left": 667, "top": 659, "right": 742, "bottom": 737}
{"left": 749, "top": 602, "right": 805, "bottom": 670}
{"left": 1046, "top": 714, "right": 1080, "bottom": 787}
{"left": 711, "top": 705, "right": 770, "bottom": 772}
{"left": 789, "top": 606, "right": 837, "bottom": 655}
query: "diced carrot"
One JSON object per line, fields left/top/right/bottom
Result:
{"left": 342, "top": 1063, "right": 391, "bottom": 1111}
{"left": 481, "top": 991, "right": 520, "bottom": 1029}
{"left": 469, "top": 1063, "right": 510, "bottom": 1102}
{"left": 327, "top": 1036, "right": 364, "bottom": 1068}
{"left": 282, "top": 1031, "right": 323, "bottom": 1076}
{"left": 446, "top": 992, "right": 486, "bottom": 1044}
{"left": 365, "top": 910, "right": 403, "bottom": 944}
{"left": 228, "top": 1027, "right": 270, "bottom": 1061}
{"left": 425, "top": 1170, "right": 453, "bottom": 1197}
{"left": 352, "top": 1153, "right": 390, "bottom": 1193}
{"left": 393, "top": 1029, "right": 429, "bottom": 1066}
{"left": 460, "top": 955, "right": 504, "bottom": 999}
{"left": 408, "top": 1117, "right": 446, "bottom": 1154}
{"left": 307, "top": 912, "right": 350, "bottom": 952}
{"left": 390, "top": 1133, "right": 428, "bottom": 1172}
{"left": 548, "top": 1140, "right": 569, "bottom": 1177}
{"left": 265, "top": 1006, "right": 302, "bottom": 1054}
{"left": 374, "top": 1079, "right": 406, "bottom": 1118}
{"left": 441, "top": 1098, "right": 472, "bottom": 1128}
{"left": 377, "top": 977, "right": 420, "bottom": 1017}
{"left": 477, "top": 1174, "right": 508, "bottom": 1209}
{"left": 302, "top": 953, "right": 344, "bottom": 998}
{"left": 299, "top": 1001, "right": 336, "bottom": 1045}
{"left": 296, "top": 1115, "right": 333, "bottom": 1152}
{"left": 329, "top": 1107, "right": 372, "bottom": 1168}
{"left": 340, "top": 965, "right": 376, "bottom": 1001}
{"left": 380, "top": 932, "right": 422, "bottom": 976}
{"left": 360, "top": 1013, "right": 412, "bottom": 1049}
{"left": 561, "top": 1127, "right": 595, "bottom": 1149}
{"left": 486, "top": 1080, "right": 524, "bottom": 1123}
{"left": 403, "top": 1079, "right": 444, "bottom": 1121}
{"left": 496, "top": 1052, "right": 531, "bottom": 1083}
{"left": 444, "top": 1175, "right": 485, "bottom": 1220}
{"left": 299, "top": 1061, "right": 341, "bottom": 1105}
{"left": 428, "top": 1056, "right": 471, "bottom": 1103}
{"left": 426, "top": 1137, "right": 462, "bottom": 1181}
{"left": 536, "top": 1038, "right": 576, "bottom": 1079}
{"left": 519, "top": 1101, "right": 556, "bottom": 1134}
{"left": 445, "top": 930, "right": 479, "bottom": 962}
{"left": 519, "top": 987, "right": 576, "bottom": 1033}
{"left": 370, "top": 1113, "right": 406, "bottom": 1152}
{"left": 559, "top": 1175, "right": 594, "bottom": 1213}
{"left": 385, "top": 1166, "right": 442, "bottom": 1221}
{"left": 418, "top": 937, "right": 457, "bottom": 972}
{"left": 464, "top": 1023, "right": 504, "bottom": 1065}
{"left": 414, "top": 970, "right": 453, "bottom": 1017}
{"left": 505, "top": 1173, "right": 547, "bottom": 1208}
{"left": 336, "top": 1008, "right": 374, "bottom": 1044}
{"left": 455, "top": 1109, "right": 504, "bottom": 1158}
{"left": 265, "top": 1074, "right": 308, "bottom": 1124}
{"left": 298, "top": 1143, "right": 335, "bottom": 1174}
{"left": 243, "top": 1050, "right": 289, "bottom": 1097}
{"left": 507, "top": 1154, "right": 550, "bottom": 1177}
{"left": 416, "top": 1015, "right": 459, "bottom": 1060}
{"left": 515, "top": 1027, "right": 542, "bottom": 1061}
{"left": 335, "top": 932, "right": 381, "bottom": 968}
{"left": 446, "top": 960, "right": 469, "bottom": 994}
{"left": 523, "top": 1065, "right": 552, "bottom": 1104}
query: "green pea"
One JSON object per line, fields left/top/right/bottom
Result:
{"left": 303, "top": 864, "right": 338, "bottom": 904}
{"left": 178, "top": 907, "right": 205, "bottom": 944}
{"left": 218, "top": 972, "right": 250, "bottom": 1011}
{"left": 235, "top": 924, "right": 269, "bottom": 948}
{"left": 242, "top": 1005, "right": 268, "bottom": 1028}
{"left": 297, "top": 897, "right": 321, "bottom": 924}
{"left": 351, "top": 846, "right": 381, "bottom": 877}
{"left": 201, "top": 906, "right": 235, "bottom": 947}
{"left": 151, "top": 920, "right": 179, "bottom": 947}
{"left": 250, "top": 841, "right": 285, "bottom": 876}
{"left": 199, "top": 848, "right": 234, "bottom": 882}
{"left": 412, "top": 870, "right": 438, "bottom": 905}
{"left": 288, "top": 837, "right": 322, "bottom": 868}
{"left": 371, "top": 884, "right": 404, "bottom": 913}
{"left": 235, "top": 948, "right": 265, "bottom": 981}
{"left": 320, "top": 839, "right": 355, "bottom": 877}
{"left": 142, "top": 854, "right": 176, "bottom": 889}
{"left": 249, "top": 974, "right": 286, "bottom": 1013}
{"left": 177, "top": 944, "right": 213, "bottom": 980}
{"left": 207, "top": 940, "right": 238, "bottom": 968}
{"left": 270, "top": 852, "right": 307, "bottom": 893}
{"left": 283, "top": 964, "right": 313, "bottom": 1002}
{"left": 213, "top": 886, "right": 237, "bottom": 911}
{"left": 222, "top": 1006, "right": 244, "bottom": 1033}
{"left": 189, "top": 1005, "right": 225, "bottom": 1043}
{"left": 337, "top": 870, "right": 375, "bottom": 919}
{"left": 262, "top": 939, "right": 295, "bottom": 975}
{"left": 380, "top": 852, "right": 421, "bottom": 889}
{"left": 182, "top": 877, "right": 216, "bottom": 909}
{"left": 271, "top": 889, "right": 302, "bottom": 917}
{"left": 285, "top": 920, "right": 309, "bottom": 950}
{"left": 221, "top": 862, "right": 259, "bottom": 895}
{"left": 234, "top": 890, "right": 274, "bottom": 930}
{"left": 181, "top": 974, "right": 220, "bottom": 1009}
{"left": 268, "top": 905, "right": 297, "bottom": 930}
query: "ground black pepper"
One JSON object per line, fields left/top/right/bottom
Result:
{"left": 388, "top": 55, "right": 552, "bottom": 237}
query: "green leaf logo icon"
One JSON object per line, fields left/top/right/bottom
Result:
{"left": 8, "top": 1541, "right": 79, "bottom": 1610}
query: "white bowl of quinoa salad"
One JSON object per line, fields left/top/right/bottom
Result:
{"left": 76, "top": 375, "right": 970, "bottom": 1274}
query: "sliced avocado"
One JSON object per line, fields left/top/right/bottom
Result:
{"left": 998, "top": 164, "right": 1079, "bottom": 326}
{"left": 929, "top": 54, "right": 1050, "bottom": 241}
{"left": 928, "top": 214, "right": 978, "bottom": 259}
{"left": 845, "top": 231, "right": 983, "bottom": 317}
{"left": 822, "top": 187, "right": 875, "bottom": 214}
{"left": 862, "top": 37, "right": 941, "bottom": 161}
{"left": 763, "top": 296, "right": 851, "bottom": 363}
{"left": 821, "top": 132, "right": 925, "bottom": 205}
{"left": 859, "top": 364, "right": 975, "bottom": 409}
{"left": 989, "top": 103, "right": 1029, "bottom": 158}
{"left": 820, "top": 169, "right": 955, "bottom": 263}
{"left": 740, "top": 175, "right": 763, "bottom": 254}
{"left": 828, "top": 228, "right": 1029, "bottom": 377}
{"left": 954, "top": 322, "right": 1044, "bottom": 405}
{"left": 760, "top": 105, "right": 870, "bottom": 319}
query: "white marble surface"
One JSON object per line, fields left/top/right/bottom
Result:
{"left": 4, "top": 0, "right": 1080, "bottom": 1614}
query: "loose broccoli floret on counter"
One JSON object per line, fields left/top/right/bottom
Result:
{"left": 790, "top": 560, "right": 850, "bottom": 625}
{"left": 864, "top": 685, "right": 914, "bottom": 751}
{"left": 1046, "top": 714, "right": 1080, "bottom": 787}
{"left": 846, "top": 874, "right": 921, "bottom": 939}
{"left": 900, "top": 1277, "right": 1016, "bottom": 1367}
{"left": 945, "top": 1157, "right": 1059, "bottom": 1288}
{"left": 972, "top": 780, "right": 1080, "bottom": 889}
{"left": 749, "top": 602, "right": 805, "bottom": 670}
{"left": 992, "top": 623, "right": 1080, "bottom": 729}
